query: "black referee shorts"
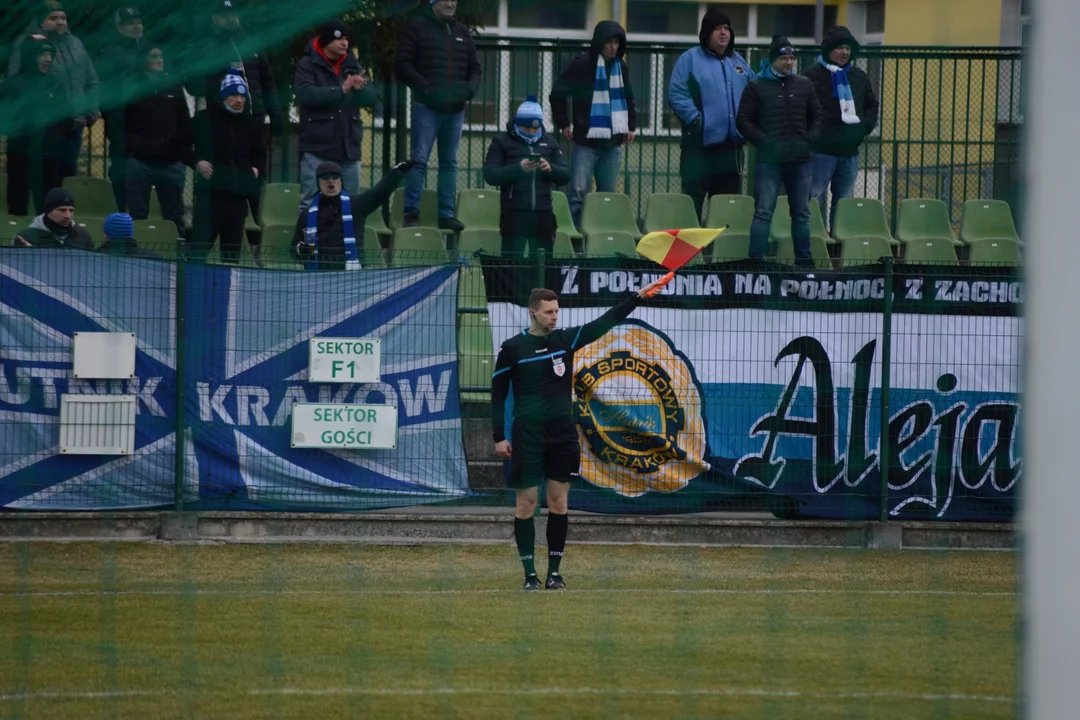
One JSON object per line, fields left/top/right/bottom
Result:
{"left": 508, "top": 421, "right": 580, "bottom": 489}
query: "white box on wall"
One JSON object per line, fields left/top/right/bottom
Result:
{"left": 72, "top": 332, "right": 136, "bottom": 379}
{"left": 59, "top": 394, "right": 137, "bottom": 455}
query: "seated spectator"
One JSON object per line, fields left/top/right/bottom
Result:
{"left": 190, "top": 69, "right": 266, "bottom": 265}
{"left": 97, "top": 5, "right": 147, "bottom": 211}
{"left": 13, "top": 187, "right": 94, "bottom": 249}
{"left": 482, "top": 96, "right": 570, "bottom": 257}
{"left": 97, "top": 212, "right": 161, "bottom": 257}
{"left": 124, "top": 42, "right": 193, "bottom": 239}
{"left": 1, "top": 34, "right": 70, "bottom": 216}
{"left": 292, "top": 160, "right": 417, "bottom": 271}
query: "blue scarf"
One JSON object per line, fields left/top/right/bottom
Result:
{"left": 586, "top": 54, "right": 629, "bottom": 140}
{"left": 817, "top": 55, "right": 861, "bottom": 125}
{"left": 305, "top": 192, "right": 360, "bottom": 271}
{"left": 758, "top": 59, "right": 792, "bottom": 81}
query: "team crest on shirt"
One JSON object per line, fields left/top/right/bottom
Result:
{"left": 552, "top": 355, "right": 566, "bottom": 377}
{"left": 572, "top": 323, "right": 708, "bottom": 498}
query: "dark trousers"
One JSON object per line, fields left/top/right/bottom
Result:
{"left": 680, "top": 143, "right": 743, "bottom": 222}
{"left": 191, "top": 189, "right": 249, "bottom": 264}
{"left": 125, "top": 158, "right": 187, "bottom": 238}
{"left": 6, "top": 151, "right": 62, "bottom": 217}
{"left": 748, "top": 160, "right": 813, "bottom": 261}
{"left": 500, "top": 209, "right": 556, "bottom": 258}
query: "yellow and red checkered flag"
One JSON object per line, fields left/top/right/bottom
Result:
{"left": 637, "top": 227, "right": 728, "bottom": 271}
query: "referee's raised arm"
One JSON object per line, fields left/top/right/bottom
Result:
{"left": 568, "top": 274, "right": 671, "bottom": 350}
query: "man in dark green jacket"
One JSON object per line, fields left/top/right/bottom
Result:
{"left": 13, "top": 187, "right": 94, "bottom": 249}
{"left": 736, "top": 36, "right": 823, "bottom": 263}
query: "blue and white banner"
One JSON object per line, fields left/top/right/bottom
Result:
{"left": 0, "top": 250, "right": 468, "bottom": 510}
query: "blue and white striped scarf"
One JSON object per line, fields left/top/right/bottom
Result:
{"left": 586, "top": 54, "right": 629, "bottom": 140}
{"left": 304, "top": 192, "right": 360, "bottom": 271}
{"left": 818, "top": 55, "right": 861, "bottom": 125}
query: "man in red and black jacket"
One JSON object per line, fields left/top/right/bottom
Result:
{"left": 394, "top": 0, "right": 481, "bottom": 232}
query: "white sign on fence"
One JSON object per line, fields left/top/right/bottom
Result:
{"left": 308, "top": 337, "right": 381, "bottom": 383}
{"left": 290, "top": 404, "right": 398, "bottom": 449}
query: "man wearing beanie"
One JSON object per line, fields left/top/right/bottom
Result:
{"left": 736, "top": 37, "right": 823, "bottom": 264}
{"left": 669, "top": 9, "right": 753, "bottom": 221}
{"left": 803, "top": 26, "right": 879, "bottom": 233}
{"left": 292, "top": 159, "right": 418, "bottom": 271}
{"left": 294, "top": 18, "right": 376, "bottom": 211}
{"left": 483, "top": 95, "right": 570, "bottom": 257}
{"left": 13, "top": 187, "right": 93, "bottom": 250}
{"left": 97, "top": 212, "right": 161, "bottom": 258}
{"left": 190, "top": 69, "right": 266, "bottom": 265}
{"left": 395, "top": 0, "right": 482, "bottom": 231}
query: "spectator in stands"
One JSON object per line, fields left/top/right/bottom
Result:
{"left": 97, "top": 212, "right": 161, "bottom": 257}
{"left": 736, "top": 37, "right": 823, "bottom": 264}
{"left": 668, "top": 9, "right": 753, "bottom": 221}
{"left": 550, "top": 20, "right": 637, "bottom": 230}
{"left": 292, "top": 160, "right": 417, "bottom": 271}
{"left": 123, "top": 42, "right": 192, "bottom": 239}
{"left": 190, "top": 70, "right": 266, "bottom": 265}
{"left": 1, "top": 34, "right": 70, "bottom": 217}
{"left": 189, "top": 0, "right": 286, "bottom": 239}
{"left": 482, "top": 96, "right": 570, "bottom": 257}
{"left": 803, "top": 26, "right": 880, "bottom": 233}
{"left": 394, "top": 0, "right": 482, "bottom": 232}
{"left": 294, "top": 19, "right": 375, "bottom": 212}
{"left": 13, "top": 186, "right": 93, "bottom": 249}
{"left": 96, "top": 5, "right": 146, "bottom": 211}
{"left": 8, "top": 1, "right": 100, "bottom": 181}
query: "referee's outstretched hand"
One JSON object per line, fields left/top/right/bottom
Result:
{"left": 495, "top": 440, "right": 512, "bottom": 458}
{"left": 638, "top": 272, "right": 674, "bottom": 299}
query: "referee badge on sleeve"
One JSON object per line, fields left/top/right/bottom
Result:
{"left": 552, "top": 356, "right": 566, "bottom": 377}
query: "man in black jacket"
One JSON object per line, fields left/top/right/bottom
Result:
{"left": 394, "top": 0, "right": 481, "bottom": 232}
{"left": 124, "top": 41, "right": 192, "bottom": 239}
{"left": 803, "top": 26, "right": 879, "bottom": 233}
{"left": 549, "top": 20, "right": 637, "bottom": 230}
{"left": 483, "top": 96, "right": 571, "bottom": 257}
{"left": 294, "top": 20, "right": 376, "bottom": 211}
{"left": 736, "top": 37, "right": 823, "bottom": 263}
{"left": 292, "top": 160, "right": 417, "bottom": 271}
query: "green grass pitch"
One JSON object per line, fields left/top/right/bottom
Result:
{"left": 0, "top": 543, "right": 1016, "bottom": 719}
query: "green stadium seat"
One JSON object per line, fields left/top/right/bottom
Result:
{"left": 774, "top": 235, "right": 832, "bottom": 269}
{"left": 458, "top": 266, "right": 488, "bottom": 311}
{"left": 553, "top": 231, "right": 576, "bottom": 259}
{"left": 259, "top": 183, "right": 302, "bottom": 227}
{"left": 244, "top": 205, "right": 259, "bottom": 232}
{"left": 458, "top": 228, "right": 502, "bottom": 258}
{"left": 456, "top": 189, "right": 501, "bottom": 231}
{"left": 959, "top": 199, "right": 1021, "bottom": 245}
{"left": 1, "top": 215, "right": 30, "bottom": 242}
{"left": 897, "top": 198, "right": 960, "bottom": 247}
{"left": 770, "top": 201, "right": 832, "bottom": 253}
{"left": 74, "top": 216, "right": 105, "bottom": 247}
{"left": 552, "top": 190, "right": 583, "bottom": 242}
{"left": 458, "top": 313, "right": 494, "bottom": 404}
{"left": 833, "top": 197, "right": 899, "bottom": 247}
{"left": 903, "top": 237, "right": 959, "bottom": 265}
{"left": 257, "top": 224, "right": 302, "bottom": 269}
{"left": 581, "top": 192, "right": 642, "bottom": 240}
{"left": 705, "top": 194, "right": 754, "bottom": 232}
{"left": 133, "top": 219, "right": 181, "bottom": 259}
{"left": 584, "top": 230, "right": 638, "bottom": 258}
{"left": 840, "top": 235, "right": 894, "bottom": 266}
{"left": 62, "top": 176, "right": 117, "bottom": 217}
{"left": 388, "top": 187, "right": 451, "bottom": 235}
{"left": 967, "top": 238, "right": 1022, "bottom": 265}
{"left": 643, "top": 193, "right": 699, "bottom": 233}
{"left": 362, "top": 226, "right": 388, "bottom": 269}
{"left": 390, "top": 227, "right": 449, "bottom": 266}
{"left": 711, "top": 231, "right": 750, "bottom": 261}
{"left": 357, "top": 190, "right": 392, "bottom": 242}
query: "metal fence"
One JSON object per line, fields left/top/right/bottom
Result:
{"left": 66, "top": 40, "right": 1024, "bottom": 235}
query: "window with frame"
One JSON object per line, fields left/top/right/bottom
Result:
{"left": 757, "top": 4, "right": 838, "bottom": 38}
{"left": 507, "top": 0, "right": 588, "bottom": 30}
{"left": 865, "top": 0, "right": 885, "bottom": 35}
{"left": 626, "top": 1, "right": 699, "bottom": 36}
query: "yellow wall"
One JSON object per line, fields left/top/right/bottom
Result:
{"left": 884, "top": 0, "right": 1002, "bottom": 45}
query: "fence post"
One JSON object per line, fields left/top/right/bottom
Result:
{"left": 889, "top": 143, "right": 900, "bottom": 237}
{"left": 878, "top": 255, "right": 894, "bottom": 523}
{"left": 173, "top": 254, "right": 187, "bottom": 512}
{"left": 535, "top": 247, "right": 547, "bottom": 290}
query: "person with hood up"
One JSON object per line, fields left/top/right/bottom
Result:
{"left": 13, "top": 186, "right": 94, "bottom": 249}
{"left": 291, "top": 159, "right": 418, "bottom": 271}
{"left": 803, "top": 26, "right": 880, "bottom": 233}
{"left": 8, "top": 1, "right": 100, "bottom": 181}
{"left": 1, "top": 34, "right": 71, "bottom": 217}
{"left": 482, "top": 96, "right": 571, "bottom": 257}
{"left": 736, "top": 37, "right": 823, "bottom": 264}
{"left": 394, "top": 0, "right": 482, "bottom": 232}
{"left": 190, "top": 69, "right": 266, "bottom": 265}
{"left": 668, "top": 9, "right": 753, "bottom": 221}
{"left": 294, "top": 19, "right": 376, "bottom": 211}
{"left": 97, "top": 212, "right": 162, "bottom": 258}
{"left": 549, "top": 20, "right": 637, "bottom": 230}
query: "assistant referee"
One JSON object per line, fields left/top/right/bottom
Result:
{"left": 492, "top": 276, "right": 670, "bottom": 590}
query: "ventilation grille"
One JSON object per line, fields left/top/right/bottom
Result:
{"left": 59, "top": 395, "right": 137, "bottom": 455}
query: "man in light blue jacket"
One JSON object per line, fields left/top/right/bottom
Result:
{"left": 668, "top": 8, "right": 752, "bottom": 221}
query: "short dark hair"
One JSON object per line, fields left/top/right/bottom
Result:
{"left": 528, "top": 287, "right": 558, "bottom": 309}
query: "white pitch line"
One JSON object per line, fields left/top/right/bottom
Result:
{"left": 0, "top": 587, "right": 1016, "bottom": 598}
{"left": 0, "top": 686, "right": 1014, "bottom": 704}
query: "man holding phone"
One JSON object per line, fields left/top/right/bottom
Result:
{"left": 482, "top": 96, "right": 570, "bottom": 257}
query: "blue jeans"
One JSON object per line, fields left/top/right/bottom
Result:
{"left": 568, "top": 144, "right": 622, "bottom": 228}
{"left": 406, "top": 103, "right": 465, "bottom": 218}
{"left": 749, "top": 161, "right": 813, "bottom": 261}
{"left": 299, "top": 154, "right": 362, "bottom": 212}
{"left": 125, "top": 158, "right": 187, "bottom": 235}
{"left": 810, "top": 153, "right": 859, "bottom": 233}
